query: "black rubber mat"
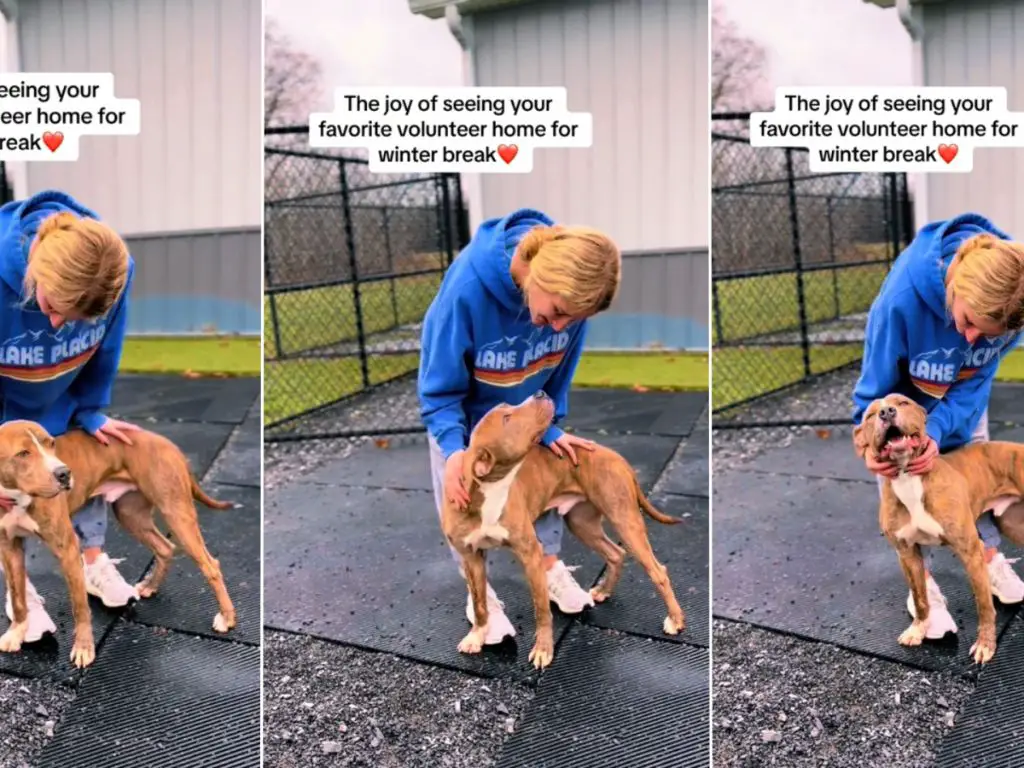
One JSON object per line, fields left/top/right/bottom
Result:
{"left": 129, "top": 484, "right": 260, "bottom": 645}
{"left": 581, "top": 493, "right": 709, "bottom": 647}
{"left": 264, "top": 483, "right": 606, "bottom": 678}
{"left": 495, "top": 624, "right": 709, "bottom": 768}
{"left": 307, "top": 431, "right": 680, "bottom": 493}
{"left": 660, "top": 435, "right": 710, "bottom": 497}
{"left": 713, "top": 469, "right": 1022, "bottom": 676}
{"left": 742, "top": 426, "right": 874, "bottom": 483}
{"left": 0, "top": 522, "right": 147, "bottom": 683}
{"left": 36, "top": 622, "right": 259, "bottom": 767}
{"left": 935, "top": 615, "right": 1024, "bottom": 767}
{"left": 108, "top": 374, "right": 260, "bottom": 425}
{"left": 143, "top": 420, "right": 235, "bottom": 479}
{"left": 563, "top": 388, "right": 707, "bottom": 437}
{"left": 206, "top": 410, "right": 260, "bottom": 488}
{"left": 986, "top": 382, "right": 1024, "bottom": 425}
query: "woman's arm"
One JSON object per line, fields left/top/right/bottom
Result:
{"left": 418, "top": 295, "right": 474, "bottom": 460}
{"left": 68, "top": 260, "right": 134, "bottom": 433}
{"left": 539, "top": 321, "right": 588, "bottom": 446}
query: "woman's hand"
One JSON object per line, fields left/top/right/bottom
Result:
{"left": 864, "top": 451, "right": 899, "bottom": 479}
{"left": 546, "top": 433, "right": 597, "bottom": 466}
{"left": 907, "top": 437, "right": 939, "bottom": 475}
{"left": 91, "top": 417, "right": 141, "bottom": 446}
{"left": 444, "top": 450, "right": 471, "bottom": 511}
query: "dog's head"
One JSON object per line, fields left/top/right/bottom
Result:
{"left": 853, "top": 394, "right": 928, "bottom": 464}
{"left": 464, "top": 391, "right": 555, "bottom": 483}
{"left": 0, "top": 420, "right": 72, "bottom": 500}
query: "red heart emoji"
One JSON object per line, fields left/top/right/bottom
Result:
{"left": 938, "top": 144, "right": 958, "bottom": 164}
{"left": 497, "top": 144, "right": 518, "bottom": 164}
{"left": 43, "top": 131, "right": 63, "bottom": 152}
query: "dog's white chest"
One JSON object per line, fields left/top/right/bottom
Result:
{"left": 478, "top": 461, "right": 524, "bottom": 527}
{"left": 891, "top": 473, "right": 945, "bottom": 545}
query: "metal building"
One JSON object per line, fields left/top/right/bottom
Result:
{"left": 0, "top": 0, "right": 262, "bottom": 335}
{"left": 868, "top": 0, "right": 1024, "bottom": 237}
{"left": 410, "top": 0, "right": 709, "bottom": 351}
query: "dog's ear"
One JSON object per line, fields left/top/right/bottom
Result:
{"left": 471, "top": 447, "right": 495, "bottom": 480}
{"left": 852, "top": 420, "right": 870, "bottom": 458}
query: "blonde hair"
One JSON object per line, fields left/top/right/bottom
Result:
{"left": 946, "top": 233, "right": 1024, "bottom": 331}
{"left": 24, "top": 211, "right": 129, "bottom": 318}
{"left": 516, "top": 225, "right": 621, "bottom": 315}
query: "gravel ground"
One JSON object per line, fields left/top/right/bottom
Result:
{"left": 263, "top": 631, "right": 535, "bottom": 768}
{"left": 0, "top": 675, "right": 75, "bottom": 767}
{"left": 712, "top": 620, "right": 974, "bottom": 768}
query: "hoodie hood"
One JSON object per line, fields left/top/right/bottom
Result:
{"left": 906, "top": 212, "right": 1012, "bottom": 320}
{"left": 0, "top": 190, "right": 102, "bottom": 300}
{"left": 465, "top": 207, "right": 555, "bottom": 312}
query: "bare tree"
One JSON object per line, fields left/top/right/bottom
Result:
{"left": 265, "top": 17, "right": 324, "bottom": 129}
{"left": 711, "top": 1, "right": 770, "bottom": 114}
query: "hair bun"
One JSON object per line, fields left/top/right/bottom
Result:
{"left": 517, "top": 225, "right": 564, "bottom": 262}
{"left": 958, "top": 232, "right": 1000, "bottom": 256}
{"left": 36, "top": 211, "right": 78, "bottom": 243}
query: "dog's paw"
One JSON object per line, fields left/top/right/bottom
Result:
{"left": 0, "top": 626, "right": 25, "bottom": 653}
{"left": 662, "top": 614, "right": 685, "bottom": 635}
{"left": 135, "top": 581, "right": 156, "bottom": 599}
{"left": 70, "top": 640, "right": 96, "bottom": 669}
{"left": 212, "top": 612, "right": 235, "bottom": 633}
{"left": 589, "top": 587, "right": 610, "bottom": 604}
{"left": 971, "top": 638, "right": 996, "bottom": 665}
{"left": 457, "top": 629, "right": 485, "bottom": 655}
{"left": 898, "top": 621, "right": 927, "bottom": 647}
{"left": 528, "top": 640, "right": 554, "bottom": 669}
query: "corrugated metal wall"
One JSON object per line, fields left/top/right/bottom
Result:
{"left": 11, "top": 0, "right": 262, "bottom": 334}
{"left": 470, "top": 0, "right": 708, "bottom": 350}
{"left": 919, "top": 0, "right": 1024, "bottom": 236}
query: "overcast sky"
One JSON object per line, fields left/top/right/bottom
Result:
{"left": 265, "top": 0, "right": 914, "bottom": 108}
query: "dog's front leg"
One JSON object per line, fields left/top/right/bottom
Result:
{"left": 896, "top": 543, "right": 930, "bottom": 648}
{"left": 38, "top": 513, "right": 94, "bottom": 668}
{"left": 511, "top": 535, "right": 555, "bottom": 669}
{"left": 0, "top": 537, "right": 28, "bottom": 653}
{"left": 457, "top": 549, "right": 489, "bottom": 655}
{"left": 953, "top": 535, "right": 997, "bottom": 664}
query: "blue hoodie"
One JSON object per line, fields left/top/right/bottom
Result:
{"left": 0, "top": 190, "right": 133, "bottom": 438}
{"left": 852, "top": 213, "right": 1020, "bottom": 451}
{"left": 418, "top": 208, "right": 587, "bottom": 460}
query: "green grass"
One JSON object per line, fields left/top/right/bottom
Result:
{"left": 574, "top": 352, "right": 708, "bottom": 391}
{"left": 996, "top": 350, "right": 1024, "bottom": 383}
{"left": 119, "top": 336, "right": 260, "bottom": 376}
{"left": 263, "top": 274, "right": 443, "bottom": 358}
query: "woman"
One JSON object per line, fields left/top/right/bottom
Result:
{"left": 0, "top": 190, "right": 140, "bottom": 643}
{"left": 418, "top": 207, "right": 621, "bottom": 646}
{"left": 852, "top": 213, "right": 1024, "bottom": 640}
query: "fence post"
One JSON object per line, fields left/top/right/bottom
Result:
{"left": 440, "top": 174, "right": 455, "bottom": 267}
{"left": 711, "top": 279, "right": 724, "bottom": 345}
{"left": 826, "top": 196, "right": 839, "bottom": 319}
{"left": 899, "top": 172, "right": 914, "bottom": 250}
{"left": 452, "top": 174, "right": 470, "bottom": 254}
{"left": 887, "top": 173, "right": 900, "bottom": 263}
{"left": 382, "top": 205, "right": 399, "bottom": 328}
{"left": 263, "top": 197, "right": 285, "bottom": 362}
{"left": 785, "top": 148, "right": 812, "bottom": 380}
{"left": 339, "top": 158, "right": 371, "bottom": 389}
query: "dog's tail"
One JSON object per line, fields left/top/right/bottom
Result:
{"left": 191, "top": 474, "right": 234, "bottom": 510}
{"left": 635, "top": 476, "right": 685, "bottom": 525}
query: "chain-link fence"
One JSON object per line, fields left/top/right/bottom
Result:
{"left": 712, "top": 113, "right": 914, "bottom": 427}
{"left": 264, "top": 127, "right": 469, "bottom": 441}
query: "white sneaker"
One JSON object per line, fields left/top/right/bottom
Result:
{"left": 906, "top": 575, "right": 958, "bottom": 639}
{"left": 4, "top": 577, "right": 57, "bottom": 643}
{"left": 546, "top": 560, "right": 595, "bottom": 614}
{"left": 987, "top": 553, "right": 1024, "bottom": 604}
{"left": 84, "top": 554, "right": 138, "bottom": 608}
{"left": 464, "top": 582, "right": 516, "bottom": 645}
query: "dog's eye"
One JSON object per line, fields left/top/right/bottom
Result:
{"left": 502, "top": 413, "right": 511, "bottom": 424}
{"left": 15, "top": 450, "right": 29, "bottom": 459}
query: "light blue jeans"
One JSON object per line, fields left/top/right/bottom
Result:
{"left": 72, "top": 496, "right": 109, "bottom": 549}
{"left": 877, "top": 408, "right": 1001, "bottom": 565}
{"left": 428, "top": 435, "right": 563, "bottom": 565}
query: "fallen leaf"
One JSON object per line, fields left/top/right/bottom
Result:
{"left": 815, "top": 428, "right": 832, "bottom": 439}
{"left": 183, "top": 370, "right": 201, "bottom": 379}
{"left": 374, "top": 438, "right": 391, "bottom": 449}
{"left": 632, "top": 384, "right": 650, "bottom": 393}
